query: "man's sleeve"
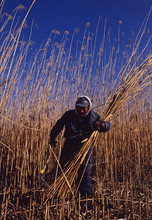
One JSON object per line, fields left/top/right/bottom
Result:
{"left": 90, "top": 111, "right": 110, "bottom": 133}
{"left": 92, "top": 120, "right": 110, "bottom": 133}
{"left": 101, "top": 121, "right": 110, "bottom": 132}
{"left": 49, "top": 112, "right": 67, "bottom": 145}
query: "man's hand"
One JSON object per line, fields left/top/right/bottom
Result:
{"left": 95, "top": 120, "right": 105, "bottom": 131}
{"left": 94, "top": 120, "right": 110, "bottom": 132}
{"left": 50, "top": 140, "right": 57, "bottom": 147}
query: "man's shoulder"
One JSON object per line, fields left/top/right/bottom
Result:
{"left": 90, "top": 109, "right": 99, "bottom": 116}
{"left": 64, "top": 109, "right": 75, "bottom": 117}
{"left": 64, "top": 109, "right": 75, "bottom": 114}
{"left": 89, "top": 109, "right": 100, "bottom": 120}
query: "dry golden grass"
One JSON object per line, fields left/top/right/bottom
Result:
{"left": 0, "top": 2, "right": 152, "bottom": 219}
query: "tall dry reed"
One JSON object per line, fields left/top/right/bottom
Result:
{"left": 0, "top": 1, "right": 152, "bottom": 219}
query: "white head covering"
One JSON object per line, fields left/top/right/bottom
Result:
{"left": 75, "top": 95, "right": 92, "bottom": 116}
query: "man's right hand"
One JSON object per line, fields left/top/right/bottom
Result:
{"left": 50, "top": 140, "right": 57, "bottom": 147}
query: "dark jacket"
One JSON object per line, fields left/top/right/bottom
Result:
{"left": 50, "top": 109, "right": 110, "bottom": 145}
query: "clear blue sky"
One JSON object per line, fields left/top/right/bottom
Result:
{"left": 1, "top": 0, "right": 152, "bottom": 107}
{"left": 2, "top": 0, "right": 152, "bottom": 48}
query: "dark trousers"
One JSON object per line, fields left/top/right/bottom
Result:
{"left": 60, "top": 140, "right": 92, "bottom": 195}
{"left": 77, "top": 148, "right": 92, "bottom": 195}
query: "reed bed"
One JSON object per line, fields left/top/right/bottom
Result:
{"left": 0, "top": 1, "right": 152, "bottom": 219}
{"left": 43, "top": 52, "right": 152, "bottom": 203}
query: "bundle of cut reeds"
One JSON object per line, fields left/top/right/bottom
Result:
{"left": 43, "top": 53, "right": 152, "bottom": 204}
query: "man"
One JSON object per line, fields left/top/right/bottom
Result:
{"left": 50, "top": 95, "right": 110, "bottom": 196}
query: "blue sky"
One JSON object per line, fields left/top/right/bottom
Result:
{"left": 2, "top": 0, "right": 152, "bottom": 48}
{"left": 1, "top": 0, "right": 152, "bottom": 109}
{"left": 2, "top": 0, "right": 152, "bottom": 89}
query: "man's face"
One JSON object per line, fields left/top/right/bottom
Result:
{"left": 76, "top": 105, "right": 89, "bottom": 117}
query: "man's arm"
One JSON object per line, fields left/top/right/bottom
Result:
{"left": 94, "top": 120, "right": 110, "bottom": 133}
{"left": 49, "top": 112, "right": 67, "bottom": 146}
{"left": 90, "top": 110, "right": 110, "bottom": 133}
